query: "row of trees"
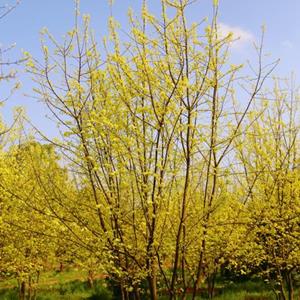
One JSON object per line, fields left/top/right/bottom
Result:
{"left": 0, "top": 0, "right": 299, "bottom": 299}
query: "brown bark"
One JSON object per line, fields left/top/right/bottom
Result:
{"left": 87, "top": 270, "right": 94, "bottom": 288}
{"left": 148, "top": 274, "right": 158, "bottom": 300}
{"left": 19, "top": 281, "right": 26, "bottom": 300}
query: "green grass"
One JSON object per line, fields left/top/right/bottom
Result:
{"left": 0, "top": 269, "right": 112, "bottom": 300}
{"left": 159, "top": 278, "right": 300, "bottom": 300}
{"left": 0, "top": 279, "right": 113, "bottom": 300}
{"left": 0, "top": 271, "right": 299, "bottom": 300}
{"left": 0, "top": 268, "right": 87, "bottom": 290}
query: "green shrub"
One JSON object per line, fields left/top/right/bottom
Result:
{"left": 88, "top": 282, "right": 113, "bottom": 300}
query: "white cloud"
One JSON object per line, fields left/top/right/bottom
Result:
{"left": 281, "top": 40, "right": 293, "bottom": 49}
{"left": 218, "top": 23, "right": 255, "bottom": 49}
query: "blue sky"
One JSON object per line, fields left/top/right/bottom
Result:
{"left": 1, "top": 0, "right": 300, "bottom": 137}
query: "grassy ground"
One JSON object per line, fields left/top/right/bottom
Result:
{"left": 0, "top": 269, "right": 87, "bottom": 290}
{"left": 0, "top": 279, "right": 112, "bottom": 300}
{"left": 0, "top": 269, "right": 112, "bottom": 300}
{"left": 159, "top": 280, "right": 276, "bottom": 300}
{"left": 0, "top": 270, "right": 299, "bottom": 299}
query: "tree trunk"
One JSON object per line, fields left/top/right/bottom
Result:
{"left": 148, "top": 274, "right": 158, "bottom": 300}
{"left": 132, "top": 286, "right": 141, "bottom": 300}
{"left": 19, "top": 281, "right": 26, "bottom": 300}
{"left": 28, "top": 275, "right": 32, "bottom": 300}
{"left": 286, "top": 272, "right": 294, "bottom": 300}
{"left": 59, "top": 262, "right": 64, "bottom": 272}
{"left": 207, "top": 271, "right": 216, "bottom": 300}
{"left": 278, "top": 282, "right": 287, "bottom": 300}
{"left": 87, "top": 270, "right": 94, "bottom": 288}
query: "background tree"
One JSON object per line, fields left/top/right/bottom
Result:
{"left": 229, "top": 78, "right": 300, "bottom": 300}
